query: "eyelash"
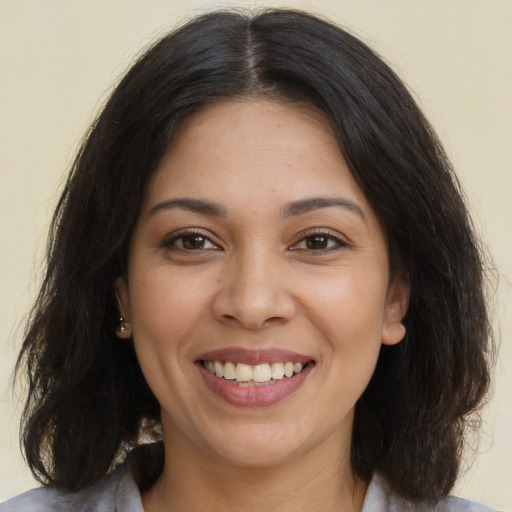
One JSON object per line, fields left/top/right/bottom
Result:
{"left": 161, "top": 229, "right": 221, "bottom": 252}
{"left": 162, "top": 228, "right": 348, "bottom": 254}
{"left": 290, "top": 229, "right": 348, "bottom": 253}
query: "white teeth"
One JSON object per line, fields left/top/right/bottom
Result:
{"left": 214, "top": 361, "right": 224, "bottom": 378}
{"left": 284, "top": 362, "right": 294, "bottom": 378}
{"left": 235, "top": 363, "right": 253, "bottom": 382}
{"left": 252, "top": 364, "right": 271, "bottom": 383}
{"left": 223, "top": 361, "right": 236, "bottom": 380}
{"left": 270, "top": 362, "right": 285, "bottom": 380}
{"left": 204, "top": 360, "right": 307, "bottom": 383}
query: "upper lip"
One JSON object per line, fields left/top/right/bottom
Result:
{"left": 195, "top": 347, "right": 314, "bottom": 365}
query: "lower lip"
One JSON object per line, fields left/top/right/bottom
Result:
{"left": 197, "top": 363, "right": 314, "bottom": 407}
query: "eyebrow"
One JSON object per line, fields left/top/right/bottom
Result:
{"left": 148, "top": 197, "right": 227, "bottom": 218}
{"left": 281, "top": 196, "right": 367, "bottom": 222}
{"left": 147, "top": 195, "right": 366, "bottom": 222}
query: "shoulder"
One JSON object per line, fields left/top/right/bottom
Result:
{"left": 439, "top": 496, "right": 500, "bottom": 512}
{"left": 0, "top": 463, "right": 143, "bottom": 512}
{"left": 363, "top": 473, "right": 501, "bottom": 512}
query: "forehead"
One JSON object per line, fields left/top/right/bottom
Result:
{"left": 136, "top": 100, "right": 386, "bottom": 244}
{"left": 145, "top": 99, "right": 369, "bottom": 206}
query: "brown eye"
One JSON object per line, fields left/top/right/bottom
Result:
{"left": 305, "top": 235, "right": 330, "bottom": 250}
{"left": 290, "top": 232, "right": 347, "bottom": 252}
{"left": 181, "top": 235, "right": 208, "bottom": 250}
{"left": 163, "top": 231, "right": 219, "bottom": 251}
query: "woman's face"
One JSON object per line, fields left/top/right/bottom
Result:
{"left": 116, "top": 100, "right": 408, "bottom": 469}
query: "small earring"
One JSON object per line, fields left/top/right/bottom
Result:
{"left": 116, "top": 316, "right": 131, "bottom": 337}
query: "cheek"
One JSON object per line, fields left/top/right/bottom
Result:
{"left": 302, "top": 266, "right": 389, "bottom": 345}
{"left": 129, "top": 265, "right": 214, "bottom": 343}
{"left": 300, "top": 265, "right": 388, "bottom": 395}
{"left": 126, "top": 266, "right": 214, "bottom": 410}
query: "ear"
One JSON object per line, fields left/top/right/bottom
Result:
{"left": 113, "top": 276, "right": 132, "bottom": 339}
{"left": 381, "top": 271, "right": 409, "bottom": 346}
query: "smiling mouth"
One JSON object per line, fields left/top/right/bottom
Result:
{"left": 200, "top": 360, "right": 313, "bottom": 387}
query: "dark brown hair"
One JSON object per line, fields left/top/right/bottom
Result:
{"left": 16, "top": 9, "right": 493, "bottom": 503}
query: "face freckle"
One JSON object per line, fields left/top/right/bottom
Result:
{"left": 115, "top": 99, "right": 408, "bottom": 470}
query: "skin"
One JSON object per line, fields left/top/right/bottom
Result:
{"left": 115, "top": 100, "right": 409, "bottom": 512}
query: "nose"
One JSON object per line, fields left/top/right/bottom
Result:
{"left": 211, "top": 249, "right": 296, "bottom": 330}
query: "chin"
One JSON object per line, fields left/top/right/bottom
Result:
{"left": 203, "top": 422, "right": 315, "bottom": 469}
{"left": 216, "top": 443, "right": 299, "bottom": 469}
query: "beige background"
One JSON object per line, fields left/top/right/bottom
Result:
{"left": 0, "top": 0, "right": 510, "bottom": 508}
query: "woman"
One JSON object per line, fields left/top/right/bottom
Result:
{"left": 1, "top": 9, "right": 496, "bottom": 512}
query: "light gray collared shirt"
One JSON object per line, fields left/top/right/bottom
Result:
{"left": 0, "top": 464, "right": 500, "bottom": 511}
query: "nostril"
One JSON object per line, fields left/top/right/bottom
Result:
{"left": 213, "top": 286, "right": 296, "bottom": 329}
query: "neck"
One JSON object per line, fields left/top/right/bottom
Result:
{"left": 141, "top": 428, "right": 368, "bottom": 512}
